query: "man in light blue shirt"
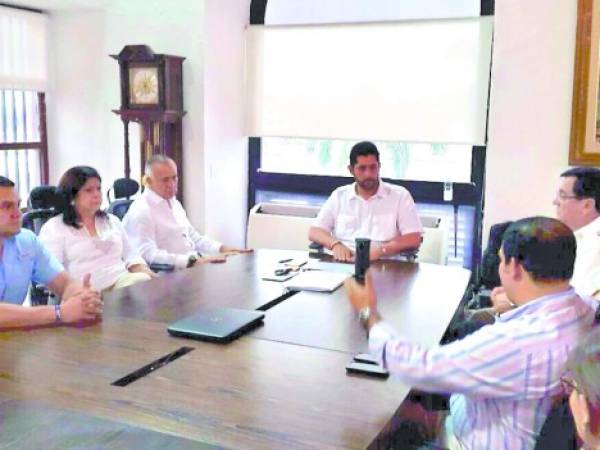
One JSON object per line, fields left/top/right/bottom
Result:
{"left": 346, "top": 217, "right": 596, "bottom": 449}
{"left": 0, "top": 176, "right": 102, "bottom": 328}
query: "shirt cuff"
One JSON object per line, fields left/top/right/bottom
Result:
{"left": 209, "top": 240, "right": 223, "bottom": 254}
{"left": 125, "top": 257, "right": 147, "bottom": 269}
{"left": 175, "top": 253, "right": 194, "bottom": 270}
{"left": 368, "top": 321, "right": 399, "bottom": 366}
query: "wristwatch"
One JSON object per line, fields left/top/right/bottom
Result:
{"left": 187, "top": 254, "right": 198, "bottom": 268}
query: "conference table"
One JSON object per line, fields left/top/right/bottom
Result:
{"left": 0, "top": 250, "right": 470, "bottom": 449}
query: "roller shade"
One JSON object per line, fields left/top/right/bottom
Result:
{"left": 245, "top": 17, "right": 493, "bottom": 145}
{"left": 0, "top": 6, "right": 48, "bottom": 91}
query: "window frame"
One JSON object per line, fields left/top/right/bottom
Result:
{"left": 247, "top": 0, "right": 492, "bottom": 276}
{"left": 0, "top": 92, "right": 49, "bottom": 186}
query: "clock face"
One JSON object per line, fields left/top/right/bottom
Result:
{"left": 129, "top": 67, "right": 159, "bottom": 105}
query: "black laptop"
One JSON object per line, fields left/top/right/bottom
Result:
{"left": 167, "top": 308, "right": 265, "bottom": 343}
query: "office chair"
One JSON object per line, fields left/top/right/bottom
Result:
{"left": 22, "top": 185, "right": 61, "bottom": 234}
{"left": 107, "top": 178, "right": 139, "bottom": 220}
{"left": 22, "top": 185, "right": 62, "bottom": 306}
{"left": 534, "top": 396, "right": 578, "bottom": 450}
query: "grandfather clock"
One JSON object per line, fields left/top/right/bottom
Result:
{"left": 111, "top": 45, "right": 186, "bottom": 202}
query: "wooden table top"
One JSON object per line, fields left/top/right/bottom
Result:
{"left": 1, "top": 250, "right": 470, "bottom": 449}
{"left": 0, "top": 318, "right": 406, "bottom": 450}
{"left": 250, "top": 260, "right": 471, "bottom": 353}
{"left": 103, "top": 249, "right": 308, "bottom": 323}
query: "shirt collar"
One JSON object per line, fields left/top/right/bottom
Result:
{"left": 350, "top": 180, "right": 387, "bottom": 200}
{"left": 497, "top": 287, "right": 576, "bottom": 322}
{"left": 144, "top": 188, "right": 173, "bottom": 205}
{"left": 574, "top": 215, "right": 600, "bottom": 241}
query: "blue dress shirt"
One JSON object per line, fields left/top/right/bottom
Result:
{"left": 0, "top": 229, "right": 64, "bottom": 304}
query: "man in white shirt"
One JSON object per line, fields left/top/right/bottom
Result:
{"left": 492, "top": 167, "right": 600, "bottom": 314}
{"left": 123, "top": 156, "right": 250, "bottom": 270}
{"left": 554, "top": 167, "right": 600, "bottom": 298}
{"left": 308, "top": 141, "right": 423, "bottom": 262}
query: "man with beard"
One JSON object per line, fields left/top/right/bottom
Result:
{"left": 309, "top": 141, "right": 422, "bottom": 261}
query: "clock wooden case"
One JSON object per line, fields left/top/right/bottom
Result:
{"left": 111, "top": 45, "right": 186, "bottom": 202}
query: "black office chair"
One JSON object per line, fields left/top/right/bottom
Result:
{"left": 22, "top": 185, "right": 62, "bottom": 306}
{"left": 534, "top": 396, "right": 578, "bottom": 450}
{"left": 107, "top": 178, "right": 139, "bottom": 220}
{"left": 22, "top": 185, "right": 61, "bottom": 234}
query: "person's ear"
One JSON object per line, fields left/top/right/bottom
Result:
{"left": 348, "top": 164, "right": 355, "bottom": 177}
{"left": 508, "top": 257, "right": 523, "bottom": 281}
{"left": 583, "top": 198, "right": 597, "bottom": 214}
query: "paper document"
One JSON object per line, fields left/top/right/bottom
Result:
{"left": 305, "top": 259, "right": 355, "bottom": 274}
{"left": 283, "top": 270, "right": 349, "bottom": 292}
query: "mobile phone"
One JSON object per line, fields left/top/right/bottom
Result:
{"left": 353, "top": 353, "right": 379, "bottom": 365}
{"left": 345, "top": 361, "right": 389, "bottom": 379}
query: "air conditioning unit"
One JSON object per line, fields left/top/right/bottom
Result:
{"left": 418, "top": 216, "right": 449, "bottom": 265}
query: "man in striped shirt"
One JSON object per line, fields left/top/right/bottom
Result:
{"left": 346, "top": 217, "right": 596, "bottom": 449}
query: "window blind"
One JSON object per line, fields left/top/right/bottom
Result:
{"left": 0, "top": 6, "right": 48, "bottom": 91}
{"left": 245, "top": 17, "right": 493, "bottom": 145}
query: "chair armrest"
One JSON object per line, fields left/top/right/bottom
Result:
{"left": 30, "top": 284, "right": 52, "bottom": 306}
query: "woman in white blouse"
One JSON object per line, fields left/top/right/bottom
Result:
{"left": 40, "top": 166, "right": 155, "bottom": 292}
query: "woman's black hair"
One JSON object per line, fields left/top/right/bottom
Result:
{"left": 58, "top": 166, "right": 106, "bottom": 229}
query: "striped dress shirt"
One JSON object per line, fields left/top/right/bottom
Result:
{"left": 369, "top": 287, "right": 596, "bottom": 450}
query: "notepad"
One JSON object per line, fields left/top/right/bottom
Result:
{"left": 283, "top": 270, "right": 349, "bottom": 292}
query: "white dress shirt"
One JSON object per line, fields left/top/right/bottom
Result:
{"left": 312, "top": 181, "right": 423, "bottom": 250}
{"left": 369, "top": 288, "right": 596, "bottom": 450}
{"left": 571, "top": 216, "right": 600, "bottom": 297}
{"left": 39, "top": 213, "right": 145, "bottom": 291}
{"left": 123, "top": 188, "right": 222, "bottom": 269}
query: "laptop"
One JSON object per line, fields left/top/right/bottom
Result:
{"left": 167, "top": 308, "right": 265, "bottom": 343}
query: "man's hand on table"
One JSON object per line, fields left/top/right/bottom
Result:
{"left": 332, "top": 242, "right": 354, "bottom": 262}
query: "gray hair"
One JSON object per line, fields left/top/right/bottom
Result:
{"left": 144, "top": 155, "right": 176, "bottom": 178}
{"left": 567, "top": 324, "right": 600, "bottom": 407}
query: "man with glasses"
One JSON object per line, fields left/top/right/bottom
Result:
{"left": 491, "top": 167, "right": 600, "bottom": 315}
{"left": 553, "top": 167, "right": 600, "bottom": 298}
{"left": 0, "top": 176, "right": 102, "bottom": 328}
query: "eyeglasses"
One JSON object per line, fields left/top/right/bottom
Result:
{"left": 555, "top": 191, "right": 581, "bottom": 201}
{"left": 560, "top": 376, "right": 580, "bottom": 394}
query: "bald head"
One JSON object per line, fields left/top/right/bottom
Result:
{"left": 145, "top": 155, "right": 178, "bottom": 199}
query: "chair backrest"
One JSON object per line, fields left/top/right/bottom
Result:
{"left": 107, "top": 199, "right": 134, "bottom": 221}
{"left": 22, "top": 209, "right": 60, "bottom": 235}
{"left": 247, "top": 203, "right": 319, "bottom": 251}
{"left": 534, "top": 396, "right": 578, "bottom": 450}
{"left": 417, "top": 218, "right": 449, "bottom": 265}
{"left": 107, "top": 178, "right": 139, "bottom": 203}
{"left": 480, "top": 221, "right": 513, "bottom": 288}
{"left": 23, "top": 185, "right": 61, "bottom": 234}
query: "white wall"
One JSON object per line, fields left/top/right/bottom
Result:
{"left": 483, "top": 0, "right": 576, "bottom": 235}
{"left": 45, "top": 0, "right": 581, "bottom": 248}
{"left": 203, "top": 0, "right": 251, "bottom": 247}
{"left": 47, "top": 0, "right": 207, "bottom": 230}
